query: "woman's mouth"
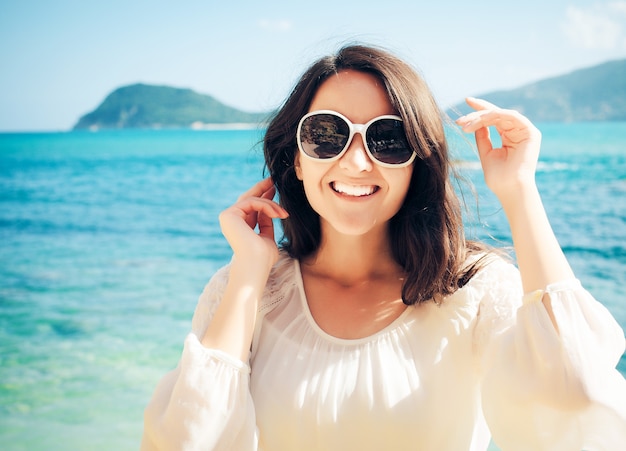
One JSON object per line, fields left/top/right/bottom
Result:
{"left": 331, "top": 181, "right": 379, "bottom": 197}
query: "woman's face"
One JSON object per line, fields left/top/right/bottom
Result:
{"left": 295, "top": 70, "right": 413, "bottom": 238}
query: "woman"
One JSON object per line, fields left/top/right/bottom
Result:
{"left": 142, "top": 45, "right": 626, "bottom": 450}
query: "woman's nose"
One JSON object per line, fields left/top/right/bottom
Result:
{"left": 338, "top": 134, "right": 373, "bottom": 172}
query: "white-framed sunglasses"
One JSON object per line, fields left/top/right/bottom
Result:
{"left": 296, "top": 110, "right": 417, "bottom": 168}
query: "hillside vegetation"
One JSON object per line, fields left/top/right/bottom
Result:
{"left": 74, "top": 84, "right": 267, "bottom": 130}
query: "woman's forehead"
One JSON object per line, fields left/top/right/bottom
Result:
{"left": 308, "top": 70, "right": 396, "bottom": 122}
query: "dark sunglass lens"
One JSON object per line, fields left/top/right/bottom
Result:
{"left": 299, "top": 114, "right": 350, "bottom": 159}
{"left": 366, "top": 119, "right": 413, "bottom": 164}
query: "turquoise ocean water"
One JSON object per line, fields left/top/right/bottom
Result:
{"left": 1, "top": 124, "right": 625, "bottom": 450}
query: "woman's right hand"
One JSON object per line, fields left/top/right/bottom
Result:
{"left": 218, "top": 178, "right": 289, "bottom": 270}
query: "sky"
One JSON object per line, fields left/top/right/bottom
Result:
{"left": 1, "top": 0, "right": 626, "bottom": 131}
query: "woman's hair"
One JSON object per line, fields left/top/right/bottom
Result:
{"left": 264, "top": 44, "right": 488, "bottom": 305}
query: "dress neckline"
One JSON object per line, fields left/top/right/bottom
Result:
{"left": 293, "top": 258, "right": 413, "bottom": 345}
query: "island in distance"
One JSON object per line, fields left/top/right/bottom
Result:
{"left": 74, "top": 58, "right": 626, "bottom": 130}
{"left": 447, "top": 58, "right": 626, "bottom": 122}
{"left": 73, "top": 83, "right": 268, "bottom": 130}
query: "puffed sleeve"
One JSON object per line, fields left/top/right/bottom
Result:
{"left": 475, "top": 260, "right": 626, "bottom": 450}
{"left": 141, "top": 264, "right": 257, "bottom": 451}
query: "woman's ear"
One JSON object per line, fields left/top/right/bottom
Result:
{"left": 294, "top": 153, "right": 303, "bottom": 181}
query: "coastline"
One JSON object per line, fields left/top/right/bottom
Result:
{"left": 190, "top": 121, "right": 263, "bottom": 131}
{"left": 75, "top": 122, "right": 265, "bottom": 132}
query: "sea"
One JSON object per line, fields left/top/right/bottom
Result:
{"left": 1, "top": 123, "right": 625, "bottom": 450}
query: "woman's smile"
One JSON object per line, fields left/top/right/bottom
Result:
{"left": 330, "top": 181, "right": 380, "bottom": 198}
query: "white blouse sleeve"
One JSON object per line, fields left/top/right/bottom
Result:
{"left": 475, "top": 259, "right": 626, "bottom": 450}
{"left": 141, "top": 264, "right": 257, "bottom": 451}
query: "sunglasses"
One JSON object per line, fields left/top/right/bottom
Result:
{"left": 296, "top": 110, "right": 416, "bottom": 168}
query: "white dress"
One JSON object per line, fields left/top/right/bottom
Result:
{"left": 142, "top": 252, "right": 626, "bottom": 450}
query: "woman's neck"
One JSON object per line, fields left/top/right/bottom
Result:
{"left": 301, "top": 222, "right": 403, "bottom": 286}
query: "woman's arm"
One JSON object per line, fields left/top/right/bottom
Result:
{"left": 459, "top": 99, "right": 626, "bottom": 449}
{"left": 457, "top": 98, "right": 575, "bottom": 327}
{"left": 202, "top": 177, "right": 288, "bottom": 360}
{"left": 141, "top": 178, "right": 288, "bottom": 450}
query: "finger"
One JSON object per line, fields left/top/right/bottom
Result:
{"left": 474, "top": 126, "right": 493, "bottom": 157}
{"left": 459, "top": 96, "right": 533, "bottom": 126}
{"left": 458, "top": 109, "right": 532, "bottom": 135}
{"left": 260, "top": 184, "right": 276, "bottom": 201}
{"left": 453, "top": 98, "right": 499, "bottom": 127}
{"left": 256, "top": 210, "right": 275, "bottom": 239}
{"left": 227, "top": 197, "right": 288, "bottom": 223}
{"left": 254, "top": 195, "right": 288, "bottom": 219}
{"left": 465, "top": 97, "right": 499, "bottom": 110}
{"left": 219, "top": 198, "right": 286, "bottom": 245}
{"left": 237, "top": 177, "right": 275, "bottom": 202}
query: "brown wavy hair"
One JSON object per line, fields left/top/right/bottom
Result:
{"left": 263, "top": 44, "right": 488, "bottom": 305}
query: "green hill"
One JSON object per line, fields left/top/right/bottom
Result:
{"left": 447, "top": 59, "right": 626, "bottom": 122}
{"left": 73, "top": 84, "right": 268, "bottom": 130}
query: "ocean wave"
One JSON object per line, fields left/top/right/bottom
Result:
{"left": 562, "top": 245, "right": 626, "bottom": 260}
{"left": 454, "top": 161, "right": 577, "bottom": 172}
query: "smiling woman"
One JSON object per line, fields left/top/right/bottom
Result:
{"left": 141, "top": 44, "right": 626, "bottom": 451}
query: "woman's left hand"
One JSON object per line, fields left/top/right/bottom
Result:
{"left": 456, "top": 97, "right": 542, "bottom": 201}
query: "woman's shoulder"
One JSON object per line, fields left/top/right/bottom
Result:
{"left": 442, "top": 252, "right": 523, "bottom": 342}
{"left": 190, "top": 264, "right": 231, "bottom": 336}
{"left": 464, "top": 249, "right": 519, "bottom": 281}
{"left": 204, "top": 250, "right": 297, "bottom": 299}
{"left": 448, "top": 250, "right": 522, "bottom": 304}
{"left": 204, "top": 250, "right": 297, "bottom": 301}
{"left": 191, "top": 251, "right": 298, "bottom": 335}
{"left": 260, "top": 250, "right": 299, "bottom": 314}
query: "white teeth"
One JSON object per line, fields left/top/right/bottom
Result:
{"left": 332, "top": 182, "right": 376, "bottom": 197}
